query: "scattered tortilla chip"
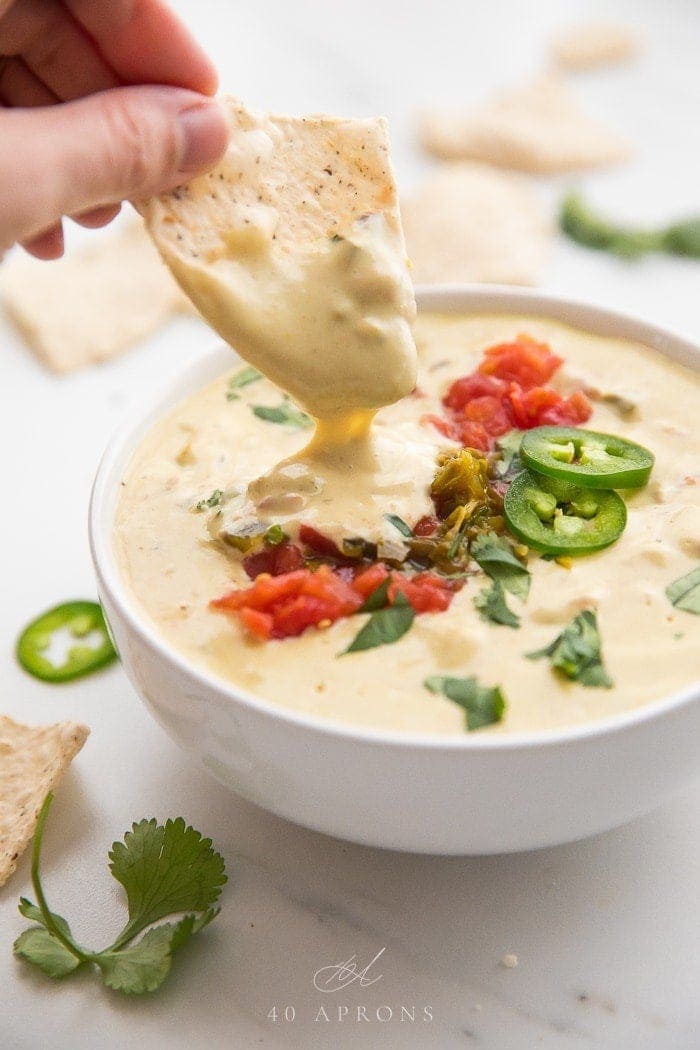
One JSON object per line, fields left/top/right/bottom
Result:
{"left": 550, "top": 22, "right": 641, "bottom": 71}
{"left": 1, "top": 220, "right": 193, "bottom": 373}
{"left": 0, "top": 716, "right": 89, "bottom": 887}
{"left": 419, "top": 77, "right": 631, "bottom": 174}
{"left": 402, "top": 163, "right": 550, "bottom": 286}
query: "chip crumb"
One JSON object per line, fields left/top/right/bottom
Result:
{"left": 500, "top": 952, "right": 518, "bottom": 968}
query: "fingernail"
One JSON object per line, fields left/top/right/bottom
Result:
{"left": 177, "top": 100, "right": 228, "bottom": 174}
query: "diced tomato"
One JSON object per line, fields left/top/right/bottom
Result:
{"left": 211, "top": 569, "right": 307, "bottom": 612}
{"left": 212, "top": 564, "right": 363, "bottom": 640}
{"left": 507, "top": 384, "right": 592, "bottom": 429}
{"left": 413, "top": 514, "right": 439, "bottom": 537}
{"left": 421, "top": 413, "right": 461, "bottom": 442}
{"left": 239, "top": 607, "right": 273, "bottom": 639}
{"left": 463, "top": 395, "right": 514, "bottom": 436}
{"left": 212, "top": 561, "right": 458, "bottom": 641}
{"left": 299, "top": 524, "right": 344, "bottom": 559}
{"left": 272, "top": 595, "right": 336, "bottom": 638}
{"left": 443, "top": 372, "right": 507, "bottom": 411}
{"left": 352, "top": 562, "right": 390, "bottom": 599}
{"left": 390, "top": 572, "right": 457, "bottom": 613}
{"left": 478, "top": 333, "right": 562, "bottom": 390}
{"left": 243, "top": 542, "right": 304, "bottom": 580}
{"left": 538, "top": 390, "right": 592, "bottom": 426}
{"left": 456, "top": 421, "right": 491, "bottom": 451}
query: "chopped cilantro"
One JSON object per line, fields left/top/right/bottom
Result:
{"left": 341, "top": 592, "right": 414, "bottom": 654}
{"left": 385, "top": 514, "right": 413, "bottom": 538}
{"left": 424, "top": 675, "right": 506, "bottom": 731}
{"left": 226, "top": 365, "right": 262, "bottom": 400}
{"left": 264, "top": 524, "right": 288, "bottom": 546}
{"left": 357, "top": 577, "right": 391, "bottom": 613}
{"left": 251, "top": 397, "right": 313, "bottom": 430}
{"left": 471, "top": 533, "right": 530, "bottom": 599}
{"left": 527, "top": 610, "right": 612, "bottom": 688}
{"left": 474, "top": 580, "right": 520, "bottom": 628}
{"left": 193, "top": 489, "right": 224, "bottom": 512}
{"left": 666, "top": 566, "right": 700, "bottom": 615}
{"left": 14, "top": 794, "right": 226, "bottom": 995}
{"left": 495, "top": 430, "right": 525, "bottom": 479}
{"left": 471, "top": 533, "right": 530, "bottom": 627}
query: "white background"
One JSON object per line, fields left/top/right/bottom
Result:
{"left": 1, "top": 1, "right": 699, "bottom": 1047}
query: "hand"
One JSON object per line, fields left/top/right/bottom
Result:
{"left": 0, "top": 0, "right": 229, "bottom": 258}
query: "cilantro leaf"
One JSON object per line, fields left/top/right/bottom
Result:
{"left": 13, "top": 898, "right": 83, "bottom": 979}
{"left": 666, "top": 566, "right": 700, "bottom": 615}
{"left": 471, "top": 532, "right": 530, "bottom": 600}
{"left": 527, "top": 610, "right": 612, "bottom": 687}
{"left": 424, "top": 675, "right": 506, "bottom": 731}
{"left": 95, "top": 911, "right": 218, "bottom": 995}
{"left": 251, "top": 398, "right": 312, "bottom": 429}
{"left": 13, "top": 794, "right": 227, "bottom": 995}
{"left": 474, "top": 580, "right": 520, "bottom": 628}
{"left": 193, "top": 489, "right": 224, "bottom": 513}
{"left": 108, "top": 817, "right": 226, "bottom": 948}
{"left": 385, "top": 514, "right": 413, "bottom": 538}
{"left": 357, "top": 576, "right": 391, "bottom": 613}
{"left": 226, "top": 365, "right": 262, "bottom": 400}
{"left": 341, "top": 591, "right": 414, "bottom": 654}
{"left": 495, "top": 430, "right": 525, "bottom": 479}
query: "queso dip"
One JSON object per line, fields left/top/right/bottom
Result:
{"left": 114, "top": 313, "right": 700, "bottom": 735}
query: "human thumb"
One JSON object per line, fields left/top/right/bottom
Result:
{"left": 0, "top": 85, "right": 229, "bottom": 251}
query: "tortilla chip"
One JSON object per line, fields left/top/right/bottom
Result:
{"left": 550, "top": 22, "right": 641, "bottom": 71}
{"left": 418, "top": 77, "right": 631, "bottom": 174}
{"left": 140, "top": 95, "right": 403, "bottom": 261}
{"left": 402, "top": 163, "right": 550, "bottom": 286}
{"left": 138, "top": 97, "right": 415, "bottom": 417}
{"left": 0, "top": 717, "right": 89, "bottom": 887}
{"left": 1, "top": 220, "right": 192, "bottom": 373}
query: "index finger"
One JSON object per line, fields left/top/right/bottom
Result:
{"left": 64, "top": 0, "right": 218, "bottom": 95}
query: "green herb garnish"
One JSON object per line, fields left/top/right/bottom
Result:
{"left": 471, "top": 533, "right": 530, "bottom": 599}
{"left": 666, "top": 566, "right": 700, "bottom": 615}
{"left": 474, "top": 580, "right": 520, "bottom": 628}
{"left": 264, "top": 524, "right": 288, "bottom": 546}
{"left": 471, "top": 533, "right": 530, "bottom": 627}
{"left": 385, "top": 514, "right": 413, "bottom": 538}
{"left": 358, "top": 576, "right": 391, "bottom": 613}
{"left": 527, "top": 610, "right": 612, "bottom": 687}
{"left": 226, "top": 365, "right": 262, "bottom": 400}
{"left": 341, "top": 591, "right": 414, "bottom": 654}
{"left": 495, "top": 430, "right": 525, "bottom": 478}
{"left": 251, "top": 397, "right": 313, "bottom": 430}
{"left": 193, "top": 489, "right": 224, "bottom": 512}
{"left": 14, "top": 794, "right": 226, "bottom": 995}
{"left": 560, "top": 192, "right": 700, "bottom": 261}
{"left": 424, "top": 676, "right": 506, "bottom": 731}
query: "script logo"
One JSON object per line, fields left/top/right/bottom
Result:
{"left": 313, "top": 947, "right": 386, "bottom": 993}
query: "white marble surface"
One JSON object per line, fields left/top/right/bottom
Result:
{"left": 1, "top": 1, "right": 700, "bottom": 1047}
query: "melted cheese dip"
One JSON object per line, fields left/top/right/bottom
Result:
{"left": 114, "top": 313, "right": 700, "bottom": 735}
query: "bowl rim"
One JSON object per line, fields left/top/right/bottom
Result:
{"left": 89, "top": 283, "right": 700, "bottom": 752}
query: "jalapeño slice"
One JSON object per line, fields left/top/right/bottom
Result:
{"left": 520, "top": 426, "right": 654, "bottom": 489}
{"left": 504, "top": 470, "right": 626, "bottom": 557}
{"left": 16, "top": 601, "right": 117, "bottom": 683}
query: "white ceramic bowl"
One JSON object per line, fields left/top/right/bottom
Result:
{"left": 89, "top": 286, "right": 700, "bottom": 855}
